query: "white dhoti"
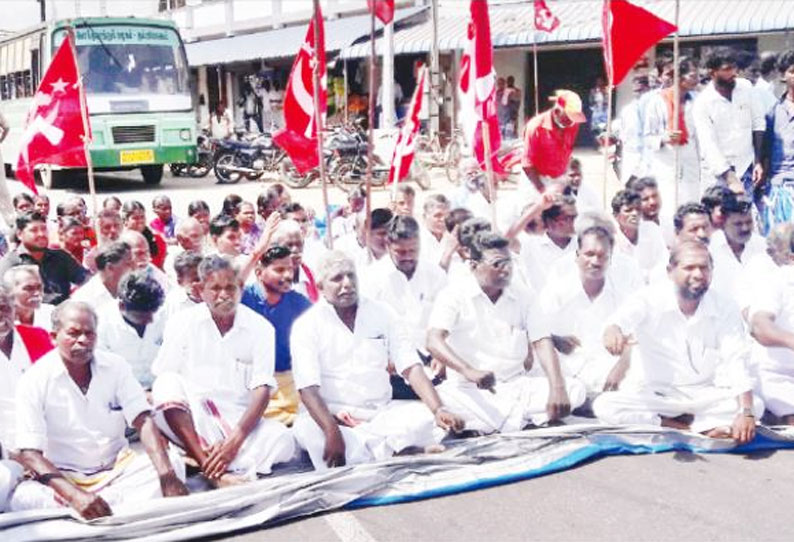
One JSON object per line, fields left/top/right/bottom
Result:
{"left": 0, "top": 460, "right": 23, "bottom": 512}
{"left": 292, "top": 400, "right": 440, "bottom": 471}
{"left": 757, "top": 369, "right": 794, "bottom": 418}
{"left": 437, "top": 374, "right": 587, "bottom": 434}
{"left": 152, "top": 372, "right": 295, "bottom": 478}
{"left": 560, "top": 349, "right": 641, "bottom": 397}
{"left": 9, "top": 447, "right": 185, "bottom": 514}
{"left": 648, "top": 143, "right": 702, "bottom": 212}
{"left": 592, "top": 385, "right": 764, "bottom": 433}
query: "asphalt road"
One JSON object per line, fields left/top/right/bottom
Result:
{"left": 225, "top": 449, "right": 794, "bottom": 542}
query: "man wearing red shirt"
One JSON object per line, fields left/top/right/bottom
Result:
{"left": 521, "top": 90, "right": 586, "bottom": 195}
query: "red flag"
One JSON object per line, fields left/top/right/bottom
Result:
{"left": 273, "top": 6, "right": 326, "bottom": 174}
{"left": 367, "top": 0, "right": 394, "bottom": 25}
{"left": 389, "top": 65, "right": 427, "bottom": 185}
{"left": 15, "top": 34, "right": 89, "bottom": 194}
{"left": 602, "top": 0, "right": 676, "bottom": 86}
{"left": 534, "top": 0, "right": 560, "bottom": 33}
{"left": 458, "top": 0, "right": 503, "bottom": 173}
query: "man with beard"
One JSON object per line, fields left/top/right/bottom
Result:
{"left": 594, "top": 241, "right": 762, "bottom": 442}
{"left": 611, "top": 190, "right": 667, "bottom": 282}
{"left": 242, "top": 245, "right": 311, "bottom": 426}
{"left": 291, "top": 251, "right": 462, "bottom": 470}
{"left": 427, "top": 232, "right": 585, "bottom": 433}
{"left": 152, "top": 255, "right": 295, "bottom": 485}
{"left": 693, "top": 48, "right": 766, "bottom": 198}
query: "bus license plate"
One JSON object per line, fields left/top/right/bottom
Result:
{"left": 120, "top": 149, "right": 155, "bottom": 165}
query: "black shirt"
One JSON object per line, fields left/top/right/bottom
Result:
{"left": 0, "top": 248, "right": 90, "bottom": 305}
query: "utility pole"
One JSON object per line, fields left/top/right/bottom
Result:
{"left": 429, "top": 0, "right": 440, "bottom": 137}
{"left": 38, "top": 0, "right": 46, "bottom": 22}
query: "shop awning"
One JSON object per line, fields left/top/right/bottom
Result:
{"left": 341, "top": 0, "right": 794, "bottom": 59}
{"left": 185, "top": 6, "right": 428, "bottom": 66}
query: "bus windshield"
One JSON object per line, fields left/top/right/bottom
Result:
{"left": 53, "top": 24, "right": 189, "bottom": 97}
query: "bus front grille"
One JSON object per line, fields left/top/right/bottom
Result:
{"left": 112, "top": 125, "right": 155, "bottom": 144}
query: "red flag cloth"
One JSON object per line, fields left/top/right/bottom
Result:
{"left": 458, "top": 0, "right": 503, "bottom": 173}
{"left": 15, "top": 324, "right": 54, "bottom": 363}
{"left": 389, "top": 65, "right": 427, "bottom": 185}
{"left": 15, "top": 34, "right": 89, "bottom": 194}
{"left": 534, "top": 0, "right": 560, "bottom": 33}
{"left": 273, "top": 5, "right": 326, "bottom": 174}
{"left": 367, "top": 0, "right": 395, "bottom": 25}
{"left": 602, "top": 0, "right": 677, "bottom": 86}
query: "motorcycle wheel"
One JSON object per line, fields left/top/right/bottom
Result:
{"left": 169, "top": 163, "right": 186, "bottom": 177}
{"left": 214, "top": 153, "right": 242, "bottom": 184}
{"left": 280, "top": 160, "right": 315, "bottom": 189}
{"left": 445, "top": 140, "right": 462, "bottom": 185}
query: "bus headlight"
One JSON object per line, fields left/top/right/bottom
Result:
{"left": 179, "top": 129, "right": 192, "bottom": 141}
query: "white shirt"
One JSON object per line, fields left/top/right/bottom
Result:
{"left": 97, "top": 306, "right": 165, "bottom": 389}
{"left": 614, "top": 220, "right": 668, "bottom": 282}
{"left": 32, "top": 303, "right": 55, "bottom": 332}
{"left": 0, "top": 330, "right": 33, "bottom": 448}
{"left": 152, "top": 303, "right": 276, "bottom": 408}
{"left": 539, "top": 265, "right": 630, "bottom": 357}
{"left": 15, "top": 350, "right": 150, "bottom": 473}
{"left": 362, "top": 255, "right": 447, "bottom": 352}
{"left": 420, "top": 226, "right": 444, "bottom": 268}
{"left": 709, "top": 230, "right": 774, "bottom": 309}
{"left": 71, "top": 275, "right": 117, "bottom": 314}
{"left": 160, "top": 286, "right": 198, "bottom": 322}
{"left": 428, "top": 272, "right": 548, "bottom": 383}
{"left": 291, "top": 297, "right": 417, "bottom": 414}
{"left": 693, "top": 78, "right": 766, "bottom": 178}
{"left": 748, "top": 265, "right": 794, "bottom": 373}
{"left": 518, "top": 232, "right": 576, "bottom": 291}
{"left": 608, "top": 280, "right": 752, "bottom": 393}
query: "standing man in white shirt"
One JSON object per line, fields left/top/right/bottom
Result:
{"left": 749, "top": 223, "right": 794, "bottom": 423}
{"left": 97, "top": 270, "right": 166, "bottom": 390}
{"left": 72, "top": 241, "right": 134, "bottom": 313}
{"left": 427, "top": 232, "right": 586, "bottom": 433}
{"left": 617, "top": 74, "right": 650, "bottom": 183}
{"left": 10, "top": 301, "right": 187, "bottom": 517}
{"left": 594, "top": 241, "right": 762, "bottom": 441}
{"left": 540, "top": 225, "right": 633, "bottom": 397}
{"left": 693, "top": 48, "right": 766, "bottom": 198}
{"left": 152, "top": 255, "right": 294, "bottom": 485}
{"left": 291, "top": 251, "right": 462, "bottom": 470}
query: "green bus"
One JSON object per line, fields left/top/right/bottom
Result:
{"left": 0, "top": 17, "right": 196, "bottom": 188}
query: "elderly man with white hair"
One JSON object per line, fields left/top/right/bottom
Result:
{"left": 4, "top": 266, "right": 55, "bottom": 331}
{"left": 162, "top": 217, "right": 205, "bottom": 282}
{"left": 291, "top": 251, "right": 463, "bottom": 470}
{"left": 119, "top": 229, "right": 171, "bottom": 293}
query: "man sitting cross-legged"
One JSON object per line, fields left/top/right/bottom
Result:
{"left": 427, "top": 232, "right": 586, "bottom": 434}
{"left": 291, "top": 251, "right": 463, "bottom": 470}
{"left": 10, "top": 301, "right": 188, "bottom": 518}
{"left": 594, "top": 241, "right": 762, "bottom": 442}
{"left": 151, "top": 255, "right": 295, "bottom": 485}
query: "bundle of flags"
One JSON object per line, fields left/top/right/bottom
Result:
{"left": 273, "top": 4, "right": 327, "bottom": 174}
{"left": 16, "top": 33, "right": 90, "bottom": 194}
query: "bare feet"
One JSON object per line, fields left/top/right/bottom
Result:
{"left": 781, "top": 415, "right": 794, "bottom": 426}
{"left": 424, "top": 444, "right": 446, "bottom": 454}
{"left": 210, "top": 472, "right": 249, "bottom": 488}
{"left": 703, "top": 426, "right": 732, "bottom": 439}
{"left": 660, "top": 413, "right": 694, "bottom": 430}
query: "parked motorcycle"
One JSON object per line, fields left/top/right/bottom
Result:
{"left": 213, "top": 130, "right": 288, "bottom": 184}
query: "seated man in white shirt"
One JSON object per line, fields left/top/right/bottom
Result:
{"left": 391, "top": 184, "right": 416, "bottom": 217}
{"left": 540, "top": 225, "right": 633, "bottom": 397}
{"left": 749, "top": 224, "right": 794, "bottom": 424}
{"left": 119, "top": 230, "right": 171, "bottom": 293}
{"left": 594, "top": 241, "right": 762, "bottom": 441}
{"left": 71, "top": 241, "right": 134, "bottom": 313}
{"left": 611, "top": 189, "right": 667, "bottom": 281}
{"left": 335, "top": 208, "right": 393, "bottom": 271}
{"left": 648, "top": 203, "right": 714, "bottom": 285}
{"left": 161, "top": 251, "right": 203, "bottom": 321}
{"left": 626, "top": 176, "right": 675, "bottom": 247}
{"left": 10, "top": 301, "right": 187, "bottom": 518}
{"left": 163, "top": 217, "right": 205, "bottom": 283}
{"left": 83, "top": 209, "right": 122, "bottom": 273}
{"left": 97, "top": 270, "right": 165, "bottom": 390}
{"left": 427, "top": 232, "right": 586, "bottom": 434}
{"left": 420, "top": 194, "right": 451, "bottom": 267}
{"left": 4, "top": 265, "right": 55, "bottom": 331}
{"left": 152, "top": 255, "right": 294, "bottom": 485}
{"left": 517, "top": 195, "right": 578, "bottom": 291}
{"left": 209, "top": 214, "right": 245, "bottom": 267}
{"left": 291, "top": 251, "right": 463, "bottom": 470}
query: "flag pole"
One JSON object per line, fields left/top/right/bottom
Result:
{"left": 672, "top": 0, "right": 681, "bottom": 210}
{"left": 602, "top": 0, "right": 612, "bottom": 210}
{"left": 312, "top": 0, "right": 332, "bottom": 249}
{"left": 66, "top": 26, "right": 97, "bottom": 221}
{"left": 364, "top": 8, "right": 376, "bottom": 259}
{"left": 482, "top": 120, "right": 498, "bottom": 229}
{"left": 533, "top": 37, "right": 540, "bottom": 116}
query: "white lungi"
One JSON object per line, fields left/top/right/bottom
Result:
{"left": 152, "top": 372, "right": 295, "bottom": 478}
{"left": 292, "top": 400, "right": 439, "bottom": 471}
{"left": 757, "top": 370, "right": 794, "bottom": 418}
{"left": 0, "top": 460, "right": 23, "bottom": 512}
{"left": 593, "top": 385, "right": 764, "bottom": 433}
{"left": 437, "top": 374, "right": 587, "bottom": 433}
{"left": 9, "top": 447, "right": 185, "bottom": 513}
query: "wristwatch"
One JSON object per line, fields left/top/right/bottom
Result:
{"left": 740, "top": 407, "right": 755, "bottom": 418}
